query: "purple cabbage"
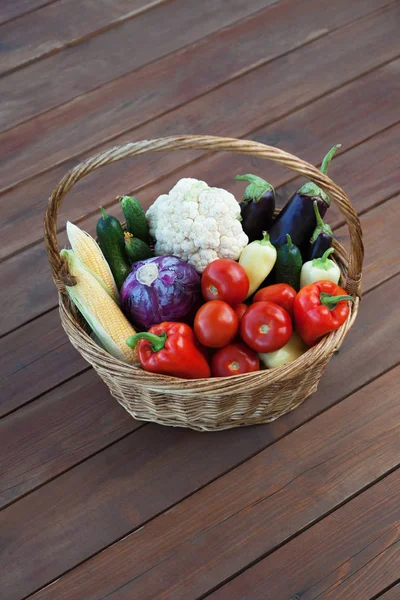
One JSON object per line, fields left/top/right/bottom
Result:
{"left": 120, "top": 255, "right": 202, "bottom": 329}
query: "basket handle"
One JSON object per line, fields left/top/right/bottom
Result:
{"left": 44, "top": 135, "right": 363, "bottom": 296}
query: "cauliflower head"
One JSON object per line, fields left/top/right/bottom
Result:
{"left": 146, "top": 178, "right": 248, "bottom": 273}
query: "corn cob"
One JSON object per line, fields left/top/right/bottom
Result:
{"left": 60, "top": 249, "right": 138, "bottom": 363}
{"left": 66, "top": 221, "right": 119, "bottom": 302}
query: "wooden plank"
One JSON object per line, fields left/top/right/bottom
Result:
{"left": 0, "top": 0, "right": 389, "bottom": 196}
{"left": 316, "top": 542, "right": 400, "bottom": 600}
{"left": 0, "top": 419, "right": 280, "bottom": 600}
{"left": 1, "top": 9, "right": 400, "bottom": 264}
{"left": 207, "top": 471, "right": 400, "bottom": 600}
{"left": 0, "top": 0, "right": 55, "bottom": 25}
{"left": 377, "top": 585, "right": 400, "bottom": 599}
{"left": 0, "top": 310, "right": 87, "bottom": 417}
{"left": 0, "top": 0, "right": 277, "bottom": 132}
{"left": 0, "top": 0, "right": 166, "bottom": 76}
{"left": 0, "top": 370, "right": 140, "bottom": 509}
{"left": 334, "top": 195, "right": 399, "bottom": 293}
{"left": 0, "top": 242, "right": 59, "bottom": 337}
{"left": 20, "top": 364, "right": 400, "bottom": 600}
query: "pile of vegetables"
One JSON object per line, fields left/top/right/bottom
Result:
{"left": 62, "top": 144, "right": 354, "bottom": 380}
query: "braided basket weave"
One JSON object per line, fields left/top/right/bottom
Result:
{"left": 44, "top": 135, "right": 364, "bottom": 431}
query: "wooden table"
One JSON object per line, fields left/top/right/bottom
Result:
{"left": 1, "top": 1, "right": 400, "bottom": 598}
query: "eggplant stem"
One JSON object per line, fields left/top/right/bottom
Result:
{"left": 236, "top": 173, "right": 274, "bottom": 201}
{"left": 313, "top": 201, "right": 325, "bottom": 228}
{"left": 320, "top": 145, "right": 341, "bottom": 175}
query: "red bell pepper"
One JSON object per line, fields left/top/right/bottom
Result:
{"left": 126, "top": 322, "right": 211, "bottom": 379}
{"left": 294, "top": 280, "right": 354, "bottom": 346}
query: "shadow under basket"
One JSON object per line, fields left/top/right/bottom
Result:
{"left": 44, "top": 135, "right": 364, "bottom": 431}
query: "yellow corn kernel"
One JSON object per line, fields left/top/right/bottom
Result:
{"left": 66, "top": 221, "right": 119, "bottom": 301}
{"left": 61, "top": 249, "right": 138, "bottom": 363}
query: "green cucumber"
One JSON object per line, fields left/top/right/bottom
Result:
{"left": 120, "top": 195, "right": 150, "bottom": 244}
{"left": 124, "top": 232, "right": 153, "bottom": 263}
{"left": 96, "top": 207, "right": 131, "bottom": 289}
{"left": 275, "top": 234, "right": 302, "bottom": 291}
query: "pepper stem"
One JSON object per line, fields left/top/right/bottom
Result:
{"left": 315, "top": 246, "right": 334, "bottom": 262}
{"left": 260, "top": 231, "right": 271, "bottom": 244}
{"left": 286, "top": 234, "right": 293, "bottom": 248}
{"left": 126, "top": 331, "right": 167, "bottom": 352}
{"left": 100, "top": 206, "right": 108, "bottom": 220}
{"left": 320, "top": 145, "right": 342, "bottom": 175}
{"left": 312, "top": 246, "right": 335, "bottom": 270}
{"left": 320, "top": 292, "right": 354, "bottom": 310}
{"left": 321, "top": 247, "right": 335, "bottom": 262}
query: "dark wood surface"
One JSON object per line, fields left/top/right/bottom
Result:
{"left": 1, "top": 1, "right": 399, "bottom": 598}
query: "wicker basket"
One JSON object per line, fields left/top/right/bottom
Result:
{"left": 44, "top": 135, "right": 364, "bottom": 431}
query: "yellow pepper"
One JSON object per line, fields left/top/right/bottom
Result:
{"left": 239, "top": 232, "right": 277, "bottom": 298}
{"left": 259, "top": 331, "right": 307, "bottom": 368}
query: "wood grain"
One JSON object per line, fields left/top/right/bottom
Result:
{"left": 1, "top": 7, "right": 399, "bottom": 262}
{"left": 377, "top": 584, "right": 400, "bottom": 599}
{"left": 0, "top": 0, "right": 277, "bottom": 131}
{"left": 0, "top": 370, "right": 140, "bottom": 509}
{"left": 0, "top": 420, "right": 280, "bottom": 600}
{"left": 0, "top": 0, "right": 56, "bottom": 25}
{"left": 24, "top": 365, "right": 400, "bottom": 600}
{"left": 0, "top": 309, "right": 87, "bottom": 417}
{"left": 0, "top": 242, "right": 59, "bottom": 336}
{"left": 0, "top": 0, "right": 167, "bottom": 76}
{"left": 0, "top": 0, "right": 389, "bottom": 194}
{"left": 208, "top": 470, "right": 400, "bottom": 600}
{"left": 316, "top": 540, "right": 400, "bottom": 600}
{"left": 334, "top": 194, "right": 400, "bottom": 293}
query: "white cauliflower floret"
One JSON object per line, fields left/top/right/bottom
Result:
{"left": 146, "top": 178, "right": 248, "bottom": 273}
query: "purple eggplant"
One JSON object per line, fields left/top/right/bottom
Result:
{"left": 269, "top": 145, "right": 341, "bottom": 250}
{"left": 309, "top": 233, "right": 332, "bottom": 260}
{"left": 236, "top": 174, "right": 275, "bottom": 242}
{"left": 309, "top": 201, "right": 333, "bottom": 259}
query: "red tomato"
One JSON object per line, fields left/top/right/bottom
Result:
{"left": 211, "top": 342, "right": 260, "bottom": 377}
{"left": 235, "top": 303, "right": 249, "bottom": 321}
{"left": 240, "top": 301, "right": 292, "bottom": 352}
{"left": 253, "top": 284, "right": 297, "bottom": 319}
{"left": 194, "top": 300, "right": 239, "bottom": 348}
{"left": 201, "top": 259, "right": 249, "bottom": 306}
